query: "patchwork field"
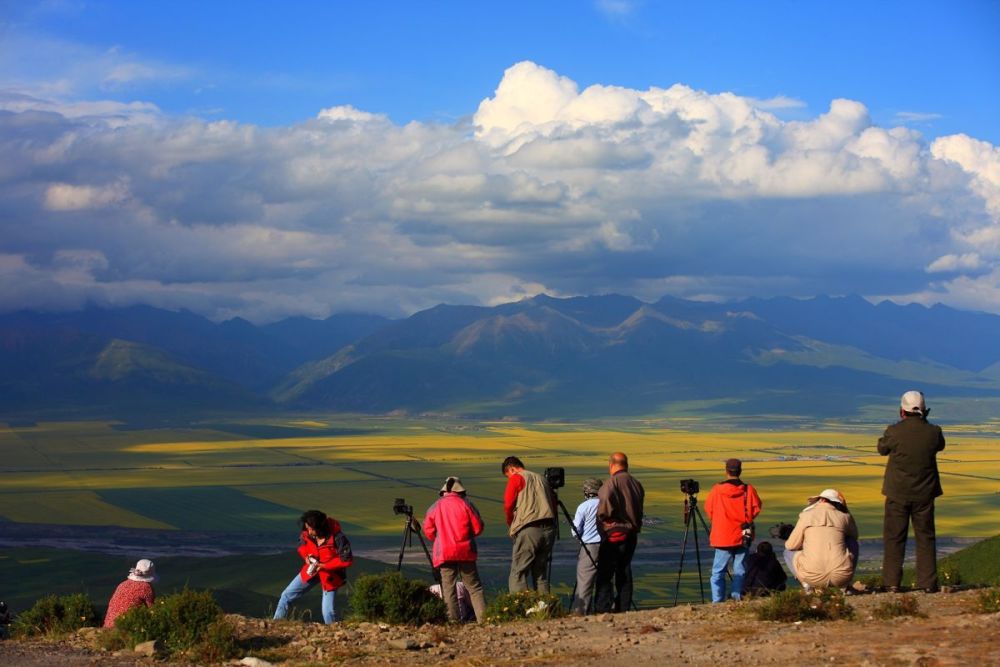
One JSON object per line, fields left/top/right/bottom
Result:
{"left": 1, "top": 415, "right": 997, "bottom": 610}
{"left": 2, "top": 416, "right": 998, "bottom": 540}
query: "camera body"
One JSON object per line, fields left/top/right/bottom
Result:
{"left": 392, "top": 497, "right": 413, "bottom": 516}
{"left": 680, "top": 478, "right": 700, "bottom": 495}
{"left": 740, "top": 522, "right": 755, "bottom": 548}
{"left": 544, "top": 467, "right": 565, "bottom": 490}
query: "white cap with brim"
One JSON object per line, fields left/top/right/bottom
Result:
{"left": 128, "top": 558, "right": 158, "bottom": 583}
{"left": 807, "top": 488, "right": 845, "bottom": 506}
{"left": 900, "top": 390, "right": 927, "bottom": 415}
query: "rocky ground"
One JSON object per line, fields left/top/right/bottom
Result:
{"left": 2, "top": 588, "right": 997, "bottom": 666}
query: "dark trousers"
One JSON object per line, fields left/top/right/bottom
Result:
{"left": 594, "top": 533, "right": 637, "bottom": 613}
{"left": 882, "top": 497, "right": 938, "bottom": 590}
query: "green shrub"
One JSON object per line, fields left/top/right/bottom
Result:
{"left": 483, "top": 591, "right": 565, "bottom": 623}
{"left": 754, "top": 588, "right": 855, "bottom": 622}
{"left": 872, "top": 594, "right": 925, "bottom": 619}
{"left": 938, "top": 563, "right": 962, "bottom": 588}
{"left": 975, "top": 587, "right": 1000, "bottom": 614}
{"left": 11, "top": 593, "right": 99, "bottom": 637}
{"left": 112, "top": 589, "right": 237, "bottom": 659}
{"left": 349, "top": 572, "right": 447, "bottom": 625}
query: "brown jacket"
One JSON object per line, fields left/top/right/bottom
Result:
{"left": 878, "top": 416, "right": 945, "bottom": 502}
{"left": 597, "top": 469, "right": 645, "bottom": 537}
{"left": 785, "top": 501, "right": 858, "bottom": 588}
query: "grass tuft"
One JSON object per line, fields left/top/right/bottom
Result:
{"left": 482, "top": 590, "right": 565, "bottom": 623}
{"left": 975, "top": 587, "right": 1000, "bottom": 614}
{"left": 754, "top": 588, "right": 855, "bottom": 622}
{"left": 872, "top": 594, "right": 926, "bottom": 619}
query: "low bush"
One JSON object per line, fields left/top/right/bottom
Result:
{"left": 754, "top": 588, "right": 855, "bottom": 622}
{"left": 975, "top": 587, "right": 1000, "bottom": 614}
{"left": 111, "top": 589, "right": 237, "bottom": 659}
{"left": 483, "top": 591, "right": 565, "bottom": 623}
{"left": 938, "top": 564, "right": 962, "bottom": 588}
{"left": 349, "top": 572, "right": 447, "bottom": 625}
{"left": 872, "top": 594, "right": 925, "bottom": 619}
{"left": 11, "top": 593, "right": 99, "bottom": 638}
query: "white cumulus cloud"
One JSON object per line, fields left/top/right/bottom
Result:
{"left": 1, "top": 61, "right": 1000, "bottom": 320}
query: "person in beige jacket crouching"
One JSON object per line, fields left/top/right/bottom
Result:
{"left": 783, "top": 489, "right": 859, "bottom": 591}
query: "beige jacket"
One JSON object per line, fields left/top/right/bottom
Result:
{"left": 785, "top": 501, "right": 858, "bottom": 588}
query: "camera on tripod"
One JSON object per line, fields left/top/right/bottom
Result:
{"left": 393, "top": 497, "right": 413, "bottom": 516}
{"left": 544, "top": 467, "right": 565, "bottom": 490}
{"left": 680, "top": 478, "right": 700, "bottom": 495}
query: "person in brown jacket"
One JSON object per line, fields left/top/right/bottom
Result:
{"left": 878, "top": 390, "right": 945, "bottom": 592}
{"left": 783, "top": 489, "right": 859, "bottom": 591}
{"left": 594, "top": 452, "right": 645, "bottom": 613}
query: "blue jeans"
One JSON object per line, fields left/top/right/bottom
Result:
{"left": 273, "top": 574, "right": 336, "bottom": 624}
{"left": 711, "top": 546, "right": 747, "bottom": 602}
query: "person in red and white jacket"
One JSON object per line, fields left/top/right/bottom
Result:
{"left": 273, "top": 510, "right": 352, "bottom": 624}
{"left": 423, "top": 476, "right": 488, "bottom": 622}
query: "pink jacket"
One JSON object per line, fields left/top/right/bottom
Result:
{"left": 423, "top": 493, "right": 484, "bottom": 567}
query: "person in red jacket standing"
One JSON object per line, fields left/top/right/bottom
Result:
{"left": 423, "top": 476, "right": 488, "bottom": 622}
{"left": 273, "top": 510, "right": 353, "bottom": 624}
{"left": 704, "top": 459, "right": 762, "bottom": 602}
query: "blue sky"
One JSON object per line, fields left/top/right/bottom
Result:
{"left": 1, "top": 1, "right": 999, "bottom": 321}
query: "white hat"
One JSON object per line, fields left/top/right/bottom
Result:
{"left": 807, "top": 488, "right": 845, "bottom": 505}
{"left": 900, "top": 390, "right": 927, "bottom": 415}
{"left": 128, "top": 559, "right": 157, "bottom": 583}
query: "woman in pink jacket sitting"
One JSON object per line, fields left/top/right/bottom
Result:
{"left": 423, "top": 477, "right": 488, "bottom": 622}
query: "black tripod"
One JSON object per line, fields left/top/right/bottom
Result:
{"left": 672, "top": 491, "right": 709, "bottom": 605}
{"left": 394, "top": 505, "right": 438, "bottom": 582}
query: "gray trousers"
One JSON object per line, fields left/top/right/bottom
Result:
{"left": 572, "top": 542, "right": 601, "bottom": 615}
{"left": 883, "top": 497, "right": 937, "bottom": 590}
{"left": 439, "top": 561, "right": 487, "bottom": 622}
{"left": 509, "top": 522, "right": 556, "bottom": 593}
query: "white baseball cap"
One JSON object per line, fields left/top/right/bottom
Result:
{"left": 900, "top": 390, "right": 926, "bottom": 415}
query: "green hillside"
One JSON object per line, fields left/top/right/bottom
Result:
{"left": 938, "top": 534, "right": 1000, "bottom": 586}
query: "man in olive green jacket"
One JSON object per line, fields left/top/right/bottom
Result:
{"left": 878, "top": 390, "right": 945, "bottom": 592}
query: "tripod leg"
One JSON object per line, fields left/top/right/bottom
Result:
{"left": 672, "top": 513, "right": 693, "bottom": 606}
{"left": 692, "top": 506, "right": 707, "bottom": 604}
{"left": 414, "top": 527, "right": 440, "bottom": 583}
{"left": 396, "top": 518, "right": 411, "bottom": 572}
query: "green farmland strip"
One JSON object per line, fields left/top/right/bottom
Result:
{"left": 98, "top": 487, "right": 299, "bottom": 533}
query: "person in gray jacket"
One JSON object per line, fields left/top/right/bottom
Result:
{"left": 878, "top": 390, "right": 946, "bottom": 592}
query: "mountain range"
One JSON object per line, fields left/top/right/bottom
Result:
{"left": 3, "top": 294, "right": 1000, "bottom": 421}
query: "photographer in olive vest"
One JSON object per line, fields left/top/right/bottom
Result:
{"left": 502, "top": 456, "right": 557, "bottom": 593}
{"left": 878, "top": 390, "right": 945, "bottom": 592}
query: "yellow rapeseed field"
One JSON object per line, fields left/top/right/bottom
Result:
{"left": 1, "top": 419, "right": 996, "bottom": 539}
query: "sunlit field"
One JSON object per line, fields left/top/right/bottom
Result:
{"left": 2, "top": 417, "right": 997, "bottom": 541}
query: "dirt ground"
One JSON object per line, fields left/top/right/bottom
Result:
{"left": 2, "top": 588, "right": 997, "bottom": 666}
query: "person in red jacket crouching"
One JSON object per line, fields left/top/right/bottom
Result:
{"left": 273, "top": 510, "right": 353, "bottom": 624}
{"left": 423, "top": 476, "right": 488, "bottom": 622}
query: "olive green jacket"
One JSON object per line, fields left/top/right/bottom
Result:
{"left": 877, "top": 416, "right": 945, "bottom": 502}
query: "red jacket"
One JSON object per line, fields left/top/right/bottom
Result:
{"left": 296, "top": 517, "right": 353, "bottom": 591}
{"left": 423, "top": 493, "right": 484, "bottom": 567}
{"left": 704, "top": 479, "right": 762, "bottom": 548}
